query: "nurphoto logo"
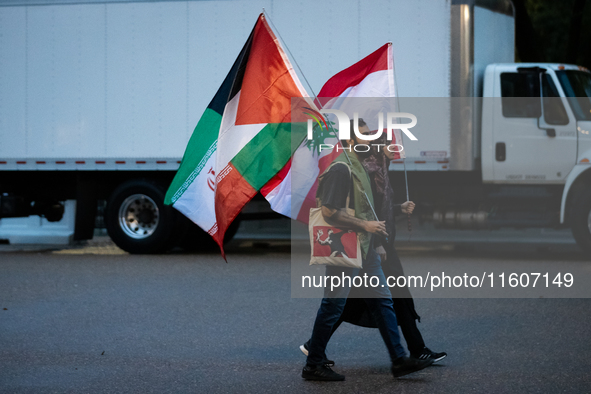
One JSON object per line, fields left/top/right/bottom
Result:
{"left": 303, "top": 107, "right": 418, "bottom": 153}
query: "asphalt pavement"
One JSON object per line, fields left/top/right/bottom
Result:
{"left": 1, "top": 239, "right": 591, "bottom": 393}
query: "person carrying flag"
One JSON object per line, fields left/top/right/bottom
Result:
{"left": 300, "top": 125, "right": 447, "bottom": 372}
{"left": 301, "top": 119, "right": 433, "bottom": 381}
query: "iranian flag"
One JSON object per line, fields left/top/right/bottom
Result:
{"left": 165, "top": 14, "right": 310, "bottom": 257}
{"left": 262, "top": 43, "right": 402, "bottom": 222}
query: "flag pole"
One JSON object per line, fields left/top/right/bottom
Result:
{"left": 390, "top": 48, "right": 412, "bottom": 234}
{"left": 399, "top": 129, "right": 412, "bottom": 234}
{"left": 262, "top": 9, "right": 318, "bottom": 99}
{"left": 402, "top": 137, "right": 410, "bottom": 202}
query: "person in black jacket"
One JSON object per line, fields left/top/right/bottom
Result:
{"left": 300, "top": 136, "right": 446, "bottom": 365}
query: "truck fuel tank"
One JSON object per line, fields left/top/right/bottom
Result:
{"left": 433, "top": 210, "right": 489, "bottom": 229}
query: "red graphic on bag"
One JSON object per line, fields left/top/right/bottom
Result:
{"left": 312, "top": 226, "right": 357, "bottom": 258}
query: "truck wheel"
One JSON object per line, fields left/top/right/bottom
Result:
{"left": 570, "top": 188, "right": 591, "bottom": 255}
{"left": 105, "top": 179, "right": 177, "bottom": 254}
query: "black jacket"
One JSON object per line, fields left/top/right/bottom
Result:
{"left": 338, "top": 207, "right": 420, "bottom": 328}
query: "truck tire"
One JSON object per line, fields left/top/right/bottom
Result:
{"left": 105, "top": 179, "right": 177, "bottom": 254}
{"left": 570, "top": 188, "right": 591, "bottom": 255}
{"left": 177, "top": 216, "right": 241, "bottom": 252}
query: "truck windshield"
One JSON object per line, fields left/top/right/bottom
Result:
{"left": 556, "top": 70, "right": 591, "bottom": 121}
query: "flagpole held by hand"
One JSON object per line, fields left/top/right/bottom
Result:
{"left": 389, "top": 52, "right": 412, "bottom": 237}
{"left": 402, "top": 150, "right": 412, "bottom": 234}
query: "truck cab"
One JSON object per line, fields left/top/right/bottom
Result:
{"left": 482, "top": 63, "right": 591, "bottom": 184}
{"left": 481, "top": 63, "right": 591, "bottom": 250}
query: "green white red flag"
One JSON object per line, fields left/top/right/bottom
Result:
{"left": 165, "top": 14, "right": 310, "bottom": 257}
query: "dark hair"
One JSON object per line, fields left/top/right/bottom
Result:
{"left": 350, "top": 117, "right": 367, "bottom": 131}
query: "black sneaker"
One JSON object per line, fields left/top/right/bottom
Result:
{"left": 302, "top": 364, "right": 345, "bottom": 381}
{"left": 300, "top": 341, "right": 335, "bottom": 367}
{"left": 412, "top": 347, "right": 447, "bottom": 363}
{"left": 391, "top": 356, "right": 433, "bottom": 378}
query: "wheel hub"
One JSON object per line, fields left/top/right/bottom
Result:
{"left": 118, "top": 194, "right": 159, "bottom": 239}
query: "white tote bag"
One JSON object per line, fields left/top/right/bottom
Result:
{"left": 309, "top": 164, "right": 362, "bottom": 269}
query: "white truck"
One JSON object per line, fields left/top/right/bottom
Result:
{"left": 2, "top": 0, "right": 590, "bottom": 254}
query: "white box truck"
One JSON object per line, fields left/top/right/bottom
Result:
{"left": 2, "top": 0, "right": 591, "bottom": 254}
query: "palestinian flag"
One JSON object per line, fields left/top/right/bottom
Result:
{"left": 165, "top": 14, "right": 310, "bottom": 257}
{"left": 262, "top": 43, "right": 402, "bottom": 222}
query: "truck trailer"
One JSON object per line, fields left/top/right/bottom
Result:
{"left": 0, "top": 0, "right": 460, "bottom": 252}
{"left": 3, "top": 0, "right": 591, "bottom": 255}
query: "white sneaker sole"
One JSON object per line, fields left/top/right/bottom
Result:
{"left": 432, "top": 354, "right": 447, "bottom": 363}
{"left": 300, "top": 345, "right": 309, "bottom": 356}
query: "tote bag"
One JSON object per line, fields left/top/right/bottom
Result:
{"left": 309, "top": 164, "right": 362, "bottom": 269}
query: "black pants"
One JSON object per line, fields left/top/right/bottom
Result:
{"left": 324, "top": 246, "right": 427, "bottom": 356}
{"left": 391, "top": 297, "right": 425, "bottom": 355}
{"left": 326, "top": 297, "right": 426, "bottom": 356}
